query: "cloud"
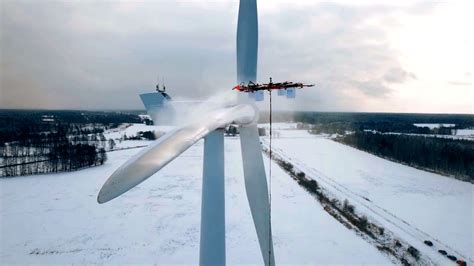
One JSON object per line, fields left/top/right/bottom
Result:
{"left": 1, "top": 1, "right": 429, "bottom": 111}
{"left": 445, "top": 71, "right": 472, "bottom": 87}
{"left": 384, "top": 67, "right": 417, "bottom": 83}
{"left": 448, "top": 81, "right": 472, "bottom": 86}
{"left": 258, "top": 2, "right": 423, "bottom": 110}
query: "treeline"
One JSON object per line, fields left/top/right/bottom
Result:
{"left": 0, "top": 110, "right": 156, "bottom": 177}
{"left": 0, "top": 123, "right": 108, "bottom": 145}
{"left": 338, "top": 132, "right": 474, "bottom": 182}
{"left": 308, "top": 122, "right": 454, "bottom": 135}
{"left": 0, "top": 109, "right": 141, "bottom": 130}
{"left": 0, "top": 110, "right": 141, "bottom": 143}
{"left": 260, "top": 111, "right": 474, "bottom": 135}
{"left": 1, "top": 143, "right": 106, "bottom": 177}
{"left": 1, "top": 123, "right": 108, "bottom": 177}
{"left": 291, "top": 112, "right": 474, "bottom": 128}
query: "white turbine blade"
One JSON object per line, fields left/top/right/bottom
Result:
{"left": 237, "top": 0, "right": 258, "bottom": 83}
{"left": 98, "top": 104, "right": 257, "bottom": 204}
{"left": 239, "top": 124, "right": 275, "bottom": 266}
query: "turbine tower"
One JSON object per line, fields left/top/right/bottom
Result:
{"left": 97, "top": 0, "right": 274, "bottom": 265}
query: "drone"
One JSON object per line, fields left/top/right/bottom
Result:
{"left": 233, "top": 77, "right": 314, "bottom": 93}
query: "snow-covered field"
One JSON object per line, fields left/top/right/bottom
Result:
{"left": 413, "top": 123, "right": 455, "bottom": 129}
{"left": 104, "top": 123, "right": 173, "bottom": 149}
{"left": 455, "top": 129, "right": 474, "bottom": 136}
{"left": 266, "top": 127, "right": 473, "bottom": 263}
{"left": 104, "top": 123, "right": 174, "bottom": 141}
{"left": 0, "top": 125, "right": 391, "bottom": 265}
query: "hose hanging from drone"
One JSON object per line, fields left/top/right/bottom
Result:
{"left": 268, "top": 89, "right": 272, "bottom": 266}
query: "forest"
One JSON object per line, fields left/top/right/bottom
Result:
{"left": 262, "top": 111, "right": 474, "bottom": 135}
{"left": 0, "top": 110, "right": 141, "bottom": 177}
{"left": 0, "top": 124, "right": 108, "bottom": 177}
{"left": 338, "top": 132, "right": 474, "bottom": 182}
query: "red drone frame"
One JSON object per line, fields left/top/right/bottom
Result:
{"left": 233, "top": 78, "right": 314, "bottom": 93}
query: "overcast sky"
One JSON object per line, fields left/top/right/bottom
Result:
{"left": 1, "top": 0, "right": 472, "bottom": 113}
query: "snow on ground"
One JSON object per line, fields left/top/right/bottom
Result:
{"left": 104, "top": 124, "right": 174, "bottom": 149}
{"left": 259, "top": 123, "right": 299, "bottom": 130}
{"left": 413, "top": 123, "right": 455, "bottom": 129}
{"left": 455, "top": 129, "right": 474, "bottom": 136}
{"left": 0, "top": 133, "right": 392, "bottom": 264}
{"left": 266, "top": 127, "right": 473, "bottom": 263}
{"left": 104, "top": 124, "right": 173, "bottom": 140}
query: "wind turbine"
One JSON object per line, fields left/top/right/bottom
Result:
{"left": 97, "top": 0, "right": 275, "bottom": 265}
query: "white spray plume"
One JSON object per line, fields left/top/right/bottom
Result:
{"left": 162, "top": 90, "right": 256, "bottom": 126}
